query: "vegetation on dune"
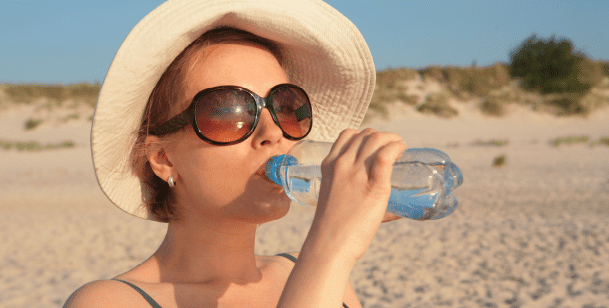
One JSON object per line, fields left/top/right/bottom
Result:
{"left": 479, "top": 97, "right": 507, "bottom": 116}
{"left": 420, "top": 63, "right": 511, "bottom": 99}
{"left": 591, "top": 137, "right": 609, "bottom": 147}
{"left": 363, "top": 34, "right": 609, "bottom": 121}
{"left": 0, "top": 83, "right": 100, "bottom": 110}
{"left": 509, "top": 34, "right": 606, "bottom": 116}
{"left": 474, "top": 139, "right": 509, "bottom": 147}
{"left": 0, "top": 140, "right": 75, "bottom": 151}
{"left": 509, "top": 34, "right": 603, "bottom": 95}
{"left": 367, "top": 68, "right": 419, "bottom": 120}
{"left": 24, "top": 118, "right": 43, "bottom": 131}
{"left": 551, "top": 136, "right": 590, "bottom": 147}
{"left": 551, "top": 135, "right": 609, "bottom": 147}
{"left": 492, "top": 155, "right": 506, "bottom": 168}
{"left": 416, "top": 93, "right": 458, "bottom": 118}
{"left": 2, "top": 34, "right": 609, "bottom": 122}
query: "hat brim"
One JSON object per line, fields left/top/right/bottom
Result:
{"left": 91, "top": 0, "right": 375, "bottom": 221}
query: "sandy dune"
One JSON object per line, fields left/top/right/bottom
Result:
{"left": 2, "top": 90, "right": 609, "bottom": 307}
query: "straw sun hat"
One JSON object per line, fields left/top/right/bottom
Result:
{"left": 92, "top": 0, "right": 376, "bottom": 221}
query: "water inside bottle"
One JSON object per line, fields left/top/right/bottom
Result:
{"left": 281, "top": 165, "right": 321, "bottom": 206}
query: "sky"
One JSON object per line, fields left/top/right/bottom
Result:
{"left": 1, "top": 0, "right": 607, "bottom": 84}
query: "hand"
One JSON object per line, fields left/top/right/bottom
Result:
{"left": 381, "top": 212, "right": 402, "bottom": 223}
{"left": 306, "top": 128, "right": 407, "bottom": 263}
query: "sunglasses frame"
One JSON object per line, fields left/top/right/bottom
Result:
{"left": 150, "top": 83, "right": 313, "bottom": 145}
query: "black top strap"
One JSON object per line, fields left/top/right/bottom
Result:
{"left": 112, "top": 279, "right": 163, "bottom": 308}
{"left": 275, "top": 253, "right": 350, "bottom": 308}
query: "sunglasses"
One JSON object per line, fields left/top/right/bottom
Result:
{"left": 151, "top": 83, "right": 313, "bottom": 145}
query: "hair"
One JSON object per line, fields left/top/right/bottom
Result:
{"left": 130, "top": 27, "right": 286, "bottom": 222}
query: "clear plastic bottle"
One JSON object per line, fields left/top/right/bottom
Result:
{"left": 266, "top": 140, "right": 464, "bottom": 220}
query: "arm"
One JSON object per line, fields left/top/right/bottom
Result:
{"left": 278, "top": 129, "right": 406, "bottom": 307}
{"left": 279, "top": 252, "right": 363, "bottom": 308}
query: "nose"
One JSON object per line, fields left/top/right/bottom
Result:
{"left": 251, "top": 108, "right": 284, "bottom": 147}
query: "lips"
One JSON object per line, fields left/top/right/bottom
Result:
{"left": 255, "top": 162, "right": 283, "bottom": 187}
{"left": 255, "top": 165, "right": 267, "bottom": 177}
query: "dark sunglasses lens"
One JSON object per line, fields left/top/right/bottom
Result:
{"left": 271, "top": 87, "right": 312, "bottom": 138}
{"left": 195, "top": 89, "right": 256, "bottom": 143}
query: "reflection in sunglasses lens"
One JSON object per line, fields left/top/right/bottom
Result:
{"left": 197, "top": 90, "right": 255, "bottom": 142}
{"left": 273, "top": 87, "right": 311, "bottom": 138}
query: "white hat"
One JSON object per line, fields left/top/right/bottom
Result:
{"left": 91, "top": 0, "right": 376, "bottom": 221}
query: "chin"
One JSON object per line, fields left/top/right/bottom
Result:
{"left": 251, "top": 198, "right": 291, "bottom": 223}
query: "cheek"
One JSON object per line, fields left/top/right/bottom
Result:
{"left": 174, "top": 144, "right": 252, "bottom": 203}
{"left": 182, "top": 151, "right": 248, "bottom": 187}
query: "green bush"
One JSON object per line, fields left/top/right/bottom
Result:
{"left": 416, "top": 93, "right": 458, "bottom": 118}
{"left": 546, "top": 92, "right": 587, "bottom": 115}
{"left": 509, "top": 34, "right": 603, "bottom": 95}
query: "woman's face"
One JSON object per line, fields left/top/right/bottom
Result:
{"left": 164, "top": 42, "right": 297, "bottom": 225}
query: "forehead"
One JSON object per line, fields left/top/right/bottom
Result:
{"left": 183, "top": 43, "right": 290, "bottom": 99}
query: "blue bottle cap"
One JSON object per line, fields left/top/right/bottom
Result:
{"left": 265, "top": 154, "right": 298, "bottom": 185}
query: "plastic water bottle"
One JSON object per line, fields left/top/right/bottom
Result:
{"left": 266, "top": 140, "right": 463, "bottom": 220}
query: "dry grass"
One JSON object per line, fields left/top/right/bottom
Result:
{"left": 368, "top": 68, "right": 419, "bottom": 120}
{"left": 60, "top": 113, "right": 80, "bottom": 123}
{"left": 492, "top": 154, "right": 506, "bottom": 168}
{"left": 479, "top": 97, "right": 507, "bottom": 116}
{"left": 24, "top": 118, "right": 43, "bottom": 131}
{"left": 419, "top": 64, "right": 511, "bottom": 99}
{"left": 0, "top": 140, "right": 75, "bottom": 151}
{"left": 0, "top": 83, "right": 100, "bottom": 110}
{"left": 552, "top": 136, "right": 590, "bottom": 147}
{"left": 591, "top": 137, "right": 609, "bottom": 147}
{"left": 474, "top": 139, "right": 509, "bottom": 147}
{"left": 416, "top": 93, "right": 458, "bottom": 118}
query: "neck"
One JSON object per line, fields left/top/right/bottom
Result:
{"left": 150, "top": 215, "right": 262, "bottom": 286}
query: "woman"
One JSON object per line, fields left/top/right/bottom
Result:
{"left": 65, "top": 0, "right": 406, "bottom": 307}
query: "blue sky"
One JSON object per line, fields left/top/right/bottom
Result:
{"left": 1, "top": 0, "right": 607, "bottom": 84}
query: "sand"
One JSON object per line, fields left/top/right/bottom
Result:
{"left": 2, "top": 89, "right": 609, "bottom": 307}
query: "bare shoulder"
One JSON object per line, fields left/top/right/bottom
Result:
{"left": 63, "top": 279, "right": 149, "bottom": 308}
{"left": 272, "top": 252, "right": 362, "bottom": 308}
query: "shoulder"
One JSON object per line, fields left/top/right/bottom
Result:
{"left": 271, "top": 252, "right": 362, "bottom": 308}
{"left": 62, "top": 279, "right": 150, "bottom": 308}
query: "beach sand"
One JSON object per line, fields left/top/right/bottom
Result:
{"left": 1, "top": 95, "right": 609, "bottom": 307}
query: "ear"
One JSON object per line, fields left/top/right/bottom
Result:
{"left": 144, "top": 135, "right": 176, "bottom": 183}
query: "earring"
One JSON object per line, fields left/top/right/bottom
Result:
{"left": 168, "top": 175, "right": 175, "bottom": 187}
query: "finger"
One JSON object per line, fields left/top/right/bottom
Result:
{"left": 353, "top": 132, "right": 403, "bottom": 167}
{"left": 326, "top": 129, "right": 359, "bottom": 160}
{"left": 381, "top": 212, "right": 402, "bottom": 223}
{"left": 337, "top": 128, "right": 378, "bottom": 164}
{"left": 367, "top": 140, "right": 408, "bottom": 187}
{"left": 326, "top": 128, "right": 377, "bottom": 164}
